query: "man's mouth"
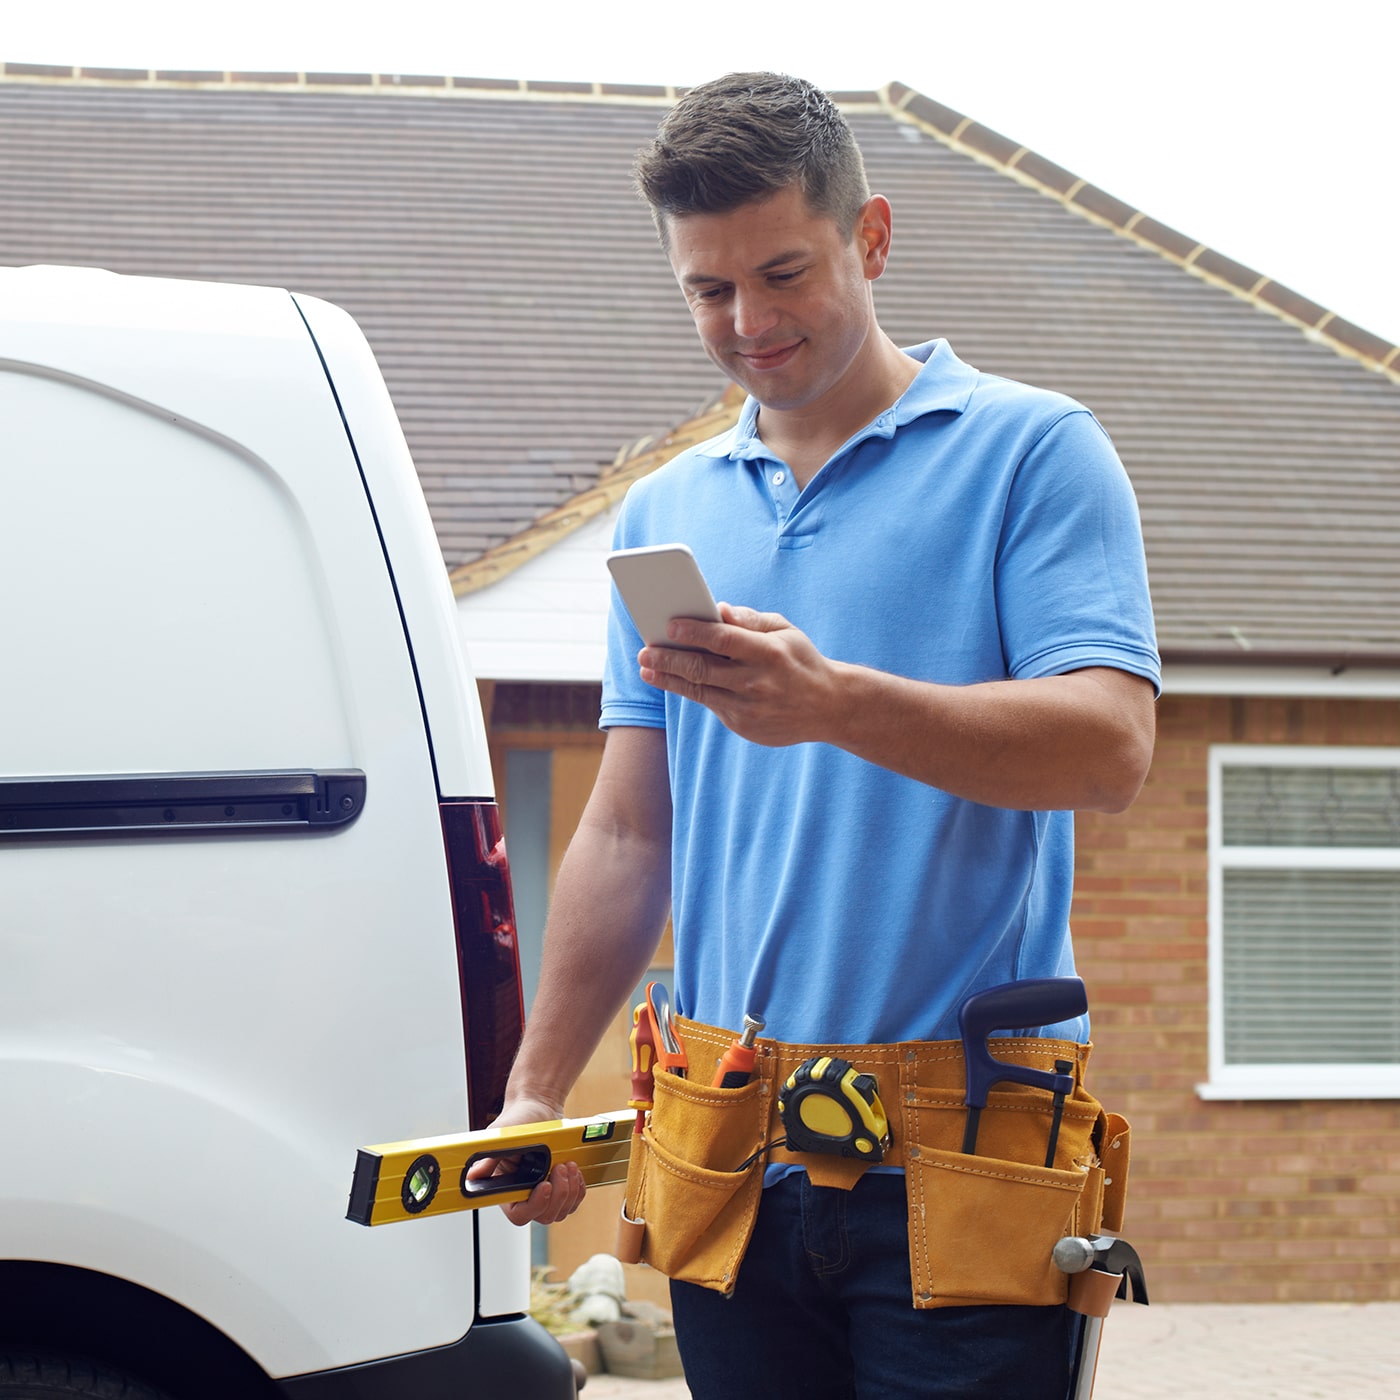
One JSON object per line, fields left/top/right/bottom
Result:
{"left": 736, "top": 340, "right": 802, "bottom": 370}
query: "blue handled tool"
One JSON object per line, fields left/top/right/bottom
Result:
{"left": 957, "top": 977, "right": 1088, "bottom": 1160}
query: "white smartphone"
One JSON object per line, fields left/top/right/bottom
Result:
{"left": 606, "top": 543, "right": 721, "bottom": 650}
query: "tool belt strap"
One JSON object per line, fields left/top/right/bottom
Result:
{"left": 674, "top": 1015, "right": 1096, "bottom": 1190}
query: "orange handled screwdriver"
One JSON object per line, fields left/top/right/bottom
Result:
{"left": 628, "top": 1001, "right": 657, "bottom": 1134}
{"left": 712, "top": 1013, "right": 766, "bottom": 1088}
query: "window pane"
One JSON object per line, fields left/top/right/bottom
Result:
{"left": 1222, "top": 766, "right": 1400, "bottom": 848}
{"left": 1223, "top": 869, "right": 1400, "bottom": 1064}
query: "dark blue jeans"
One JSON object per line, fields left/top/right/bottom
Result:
{"left": 670, "top": 1171, "right": 1074, "bottom": 1400}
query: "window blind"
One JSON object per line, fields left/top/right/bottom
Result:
{"left": 1219, "top": 763, "right": 1400, "bottom": 1072}
{"left": 1222, "top": 869, "right": 1400, "bottom": 1064}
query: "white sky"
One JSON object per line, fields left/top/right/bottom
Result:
{"left": 6, "top": 0, "right": 1398, "bottom": 350}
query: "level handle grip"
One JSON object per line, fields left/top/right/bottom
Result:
{"left": 959, "top": 977, "right": 1087, "bottom": 1109}
{"left": 460, "top": 1146, "right": 552, "bottom": 1198}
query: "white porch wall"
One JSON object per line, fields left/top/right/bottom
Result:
{"left": 456, "top": 506, "right": 1400, "bottom": 699}
{"left": 455, "top": 505, "right": 619, "bottom": 683}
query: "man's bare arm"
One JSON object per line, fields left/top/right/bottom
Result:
{"left": 489, "top": 724, "right": 672, "bottom": 1224}
{"left": 641, "top": 605, "right": 1155, "bottom": 813}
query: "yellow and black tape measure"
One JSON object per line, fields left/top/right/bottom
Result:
{"left": 347, "top": 1109, "right": 635, "bottom": 1226}
{"left": 778, "top": 1056, "right": 890, "bottom": 1162}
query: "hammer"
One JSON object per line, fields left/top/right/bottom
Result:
{"left": 1054, "top": 1234, "right": 1149, "bottom": 1399}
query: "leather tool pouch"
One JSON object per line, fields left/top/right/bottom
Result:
{"left": 618, "top": 1020, "right": 1131, "bottom": 1309}
{"left": 900, "top": 1091, "right": 1108, "bottom": 1308}
{"left": 618, "top": 1064, "right": 768, "bottom": 1294}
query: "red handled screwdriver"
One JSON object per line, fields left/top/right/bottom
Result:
{"left": 628, "top": 1002, "right": 657, "bottom": 1134}
{"left": 712, "top": 1013, "right": 766, "bottom": 1088}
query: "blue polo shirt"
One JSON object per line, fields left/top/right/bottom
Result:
{"left": 601, "top": 341, "right": 1159, "bottom": 1046}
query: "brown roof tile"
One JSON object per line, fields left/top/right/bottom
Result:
{"left": 599, "top": 82, "right": 669, "bottom": 98}
{"left": 450, "top": 75, "right": 521, "bottom": 90}
{"left": 1193, "top": 246, "right": 1266, "bottom": 293}
{"left": 1255, "top": 280, "right": 1330, "bottom": 326}
{"left": 894, "top": 88, "right": 965, "bottom": 137}
{"left": 1324, "top": 316, "right": 1395, "bottom": 364}
{"left": 956, "top": 122, "right": 1023, "bottom": 166}
{"left": 2, "top": 69, "right": 1398, "bottom": 663}
{"left": 1007, "top": 149, "right": 1078, "bottom": 196}
{"left": 77, "top": 66, "right": 147, "bottom": 82}
{"left": 3, "top": 62, "right": 72, "bottom": 78}
{"left": 1069, "top": 183, "right": 1137, "bottom": 229}
{"left": 306, "top": 71, "right": 375, "bottom": 86}
{"left": 1124, "top": 214, "right": 1200, "bottom": 262}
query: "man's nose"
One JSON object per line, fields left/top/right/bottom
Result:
{"left": 731, "top": 286, "right": 779, "bottom": 341}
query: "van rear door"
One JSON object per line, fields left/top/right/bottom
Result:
{"left": 0, "top": 268, "right": 527, "bottom": 1379}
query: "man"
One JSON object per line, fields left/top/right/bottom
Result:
{"left": 492, "top": 73, "right": 1158, "bottom": 1399}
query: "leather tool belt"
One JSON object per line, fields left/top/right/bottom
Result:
{"left": 618, "top": 1015, "right": 1131, "bottom": 1308}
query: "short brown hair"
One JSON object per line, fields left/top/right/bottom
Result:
{"left": 633, "top": 72, "right": 870, "bottom": 242}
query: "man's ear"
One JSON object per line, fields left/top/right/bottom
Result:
{"left": 856, "top": 195, "right": 894, "bottom": 280}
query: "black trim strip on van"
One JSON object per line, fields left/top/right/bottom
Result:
{"left": 0, "top": 770, "right": 366, "bottom": 838}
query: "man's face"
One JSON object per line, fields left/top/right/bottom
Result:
{"left": 664, "top": 185, "right": 886, "bottom": 414}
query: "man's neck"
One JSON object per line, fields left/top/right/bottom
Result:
{"left": 756, "top": 334, "right": 920, "bottom": 489}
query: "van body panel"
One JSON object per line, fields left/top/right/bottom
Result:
{"left": 293, "top": 293, "right": 494, "bottom": 802}
{"left": 474, "top": 1202, "right": 533, "bottom": 1320}
{"left": 0, "top": 1055, "right": 479, "bottom": 1374}
{"left": 0, "top": 810, "right": 481, "bottom": 1369}
{"left": 0, "top": 369, "right": 357, "bottom": 775}
{"left": 0, "top": 268, "right": 541, "bottom": 1386}
{"left": 278, "top": 1314, "right": 575, "bottom": 1400}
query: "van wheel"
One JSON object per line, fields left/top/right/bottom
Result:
{"left": 0, "top": 1354, "right": 171, "bottom": 1399}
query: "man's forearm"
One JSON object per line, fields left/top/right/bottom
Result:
{"left": 824, "top": 663, "right": 1155, "bottom": 812}
{"left": 503, "top": 807, "right": 672, "bottom": 1117}
{"left": 643, "top": 608, "right": 1156, "bottom": 814}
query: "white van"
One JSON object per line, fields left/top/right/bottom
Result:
{"left": 0, "top": 267, "right": 576, "bottom": 1398}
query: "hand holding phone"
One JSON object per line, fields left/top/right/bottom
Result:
{"left": 606, "top": 544, "right": 721, "bottom": 651}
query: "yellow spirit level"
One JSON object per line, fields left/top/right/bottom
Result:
{"left": 347, "top": 1109, "right": 636, "bottom": 1226}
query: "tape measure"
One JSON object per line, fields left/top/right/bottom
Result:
{"left": 347, "top": 1109, "right": 635, "bottom": 1226}
{"left": 778, "top": 1056, "right": 890, "bottom": 1163}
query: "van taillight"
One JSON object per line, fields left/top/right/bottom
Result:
{"left": 440, "top": 801, "right": 525, "bottom": 1129}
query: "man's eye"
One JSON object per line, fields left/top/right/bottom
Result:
{"left": 769, "top": 270, "right": 802, "bottom": 284}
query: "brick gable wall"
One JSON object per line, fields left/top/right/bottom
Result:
{"left": 1074, "top": 694, "right": 1400, "bottom": 1301}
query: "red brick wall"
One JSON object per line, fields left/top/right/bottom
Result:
{"left": 1074, "top": 694, "right": 1400, "bottom": 1302}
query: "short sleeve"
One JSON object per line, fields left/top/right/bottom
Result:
{"left": 995, "top": 410, "right": 1161, "bottom": 694}
{"left": 599, "top": 507, "right": 668, "bottom": 731}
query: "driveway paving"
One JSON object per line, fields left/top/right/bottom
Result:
{"left": 577, "top": 1302, "right": 1400, "bottom": 1398}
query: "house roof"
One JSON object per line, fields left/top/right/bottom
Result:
{"left": 4, "top": 64, "right": 1399, "bottom": 665}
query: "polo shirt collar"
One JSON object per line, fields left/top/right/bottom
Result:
{"left": 700, "top": 339, "right": 977, "bottom": 463}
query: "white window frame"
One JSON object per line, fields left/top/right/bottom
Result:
{"left": 1200, "top": 743, "right": 1400, "bottom": 1101}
